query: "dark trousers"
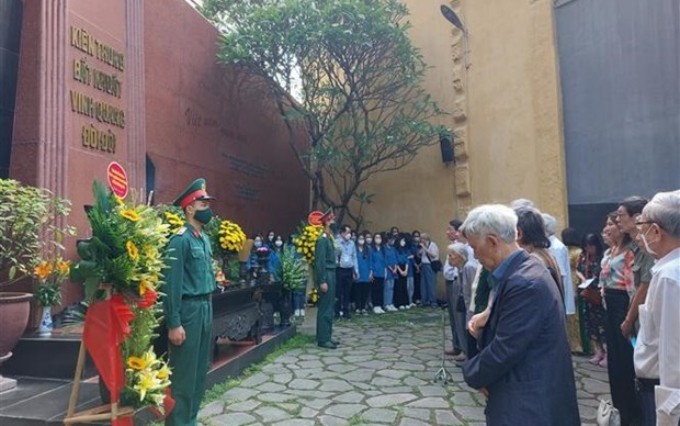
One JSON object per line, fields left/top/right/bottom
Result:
{"left": 353, "top": 282, "right": 370, "bottom": 310}
{"left": 445, "top": 281, "right": 458, "bottom": 350}
{"left": 371, "top": 277, "right": 385, "bottom": 308}
{"left": 394, "top": 274, "right": 409, "bottom": 307}
{"left": 466, "top": 331, "right": 479, "bottom": 358}
{"left": 636, "top": 378, "right": 659, "bottom": 426}
{"left": 604, "top": 289, "right": 641, "bottom": 426}
{"left": 316, "top": 271, "right": 336, "bottom": 344}
{"left": 336, "top": 268, "right": 354, "bottom": 317}
{"left": 413, "top": 270, "right": 421, "bottom": 302}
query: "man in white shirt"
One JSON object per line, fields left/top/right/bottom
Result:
{"left": 543, "top": 213, "right": 576, "bottom": 316}
{"left": 633, "top": 190, "right": 680, "bottom": 426}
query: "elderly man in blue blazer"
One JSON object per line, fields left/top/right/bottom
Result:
{"left": 461, "top": 204, "right": 580, "bottom": 426}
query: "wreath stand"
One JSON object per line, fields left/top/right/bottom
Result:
{"left": 63, "top": 339, "right": 135, "bottom": 424}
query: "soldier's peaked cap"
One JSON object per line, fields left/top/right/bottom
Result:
{"left": 173, "top": 178, "right": 216, "bottom": 208}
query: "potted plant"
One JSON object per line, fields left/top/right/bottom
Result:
{"left": 279, "top": 244, "right": 307, "bottom": 327}
{"left": 0, "top": 179, "right": 74, "bottom": 366}
{"left": 33, "top": 257, "right": 70, "bottom": 336}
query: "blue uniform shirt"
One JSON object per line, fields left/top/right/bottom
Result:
{"left": 385, "top": 245, "right": 398, "bottom": 279}
{"left": 356, "top": 245, "right": 372, "bottom": 282}
{"left": 371, "top": 245, "right": 387, "bottom": 278}
{"left": 268, "top": 249, "right": 282, "bottom": 281}
{"left": 397, "top": 248, "right": 412, "bottom": 277}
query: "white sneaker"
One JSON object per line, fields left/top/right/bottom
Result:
{"left": 398, "top": 305, "right": 405, "bottom": 310}
{"left": 355, "top": 309, "right": 361, "bottom": 314}
{"left": 387, "top": 305, "right": 398, "bottom": 312}
{"left": 294, "top": 309, "right": 300, "bottom": 317}
{"left": 300, "top": 309, "right": 305, "bottom": 317}
{"left": 373, "top": 306, "right": 382, "bottom": 314}
{"left": 409, "top": 303, "right": 416, "bottom": 308}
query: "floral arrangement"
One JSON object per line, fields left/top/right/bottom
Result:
{"left": 33, "top": 257, "right": 70, "bottom": 307}
{"left": 217, "top": 219, "right": 247, "bottom": 254}
{"left": 70, "top": 181, "right": 172, "bottom": 411}
{"left": 292, "top": 224, "right": 324, "bottom": 263}
{"left": 155, "top": 204, "right": 185, "bottom": 236}
{"left": 280, "top": 244, "right": 307, "bottom": 292}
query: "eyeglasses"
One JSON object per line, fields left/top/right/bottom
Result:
{"left": 635, "top": 220, "right": 656, "bottom": 231}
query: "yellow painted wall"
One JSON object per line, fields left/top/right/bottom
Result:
{"left": 463, "top": 0, "right": 568, "bottom": 224}
{"left": 351, "top": 1, "right": 460, "bottom": 241}
{"left": 359, "top": 0, "right": 569, "bottom": 234}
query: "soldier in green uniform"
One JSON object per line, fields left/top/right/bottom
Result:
{"left": 314, "top": 209, "right": 339, "bottom": 349}
{"left": 163, "top": 178, "right": 217, "bottom": 426}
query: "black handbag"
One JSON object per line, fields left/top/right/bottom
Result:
{"left": 430, "top": 260, "right": 442, "bottom": 273}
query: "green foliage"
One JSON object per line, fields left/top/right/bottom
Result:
{"left": 202, "top": 213, "right": 223, "bottom": 258}
{"left": 35, "top": 282, "right": 62, "bottom": 307}
{"left": 280, "top": 244, "right": 307, "bottom": 291}
{"left": 70, "top": 181, "right": 170, "bottom": 301}
{"left": 201, "top": 0, "right": 447, "bottom": 227}
{"left": 0, "top": 179, "right": 75, "bottom": 287}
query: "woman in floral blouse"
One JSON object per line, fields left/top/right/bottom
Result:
{"left": 577, "top": 232, "right": 606, "bottom": 365}
{"left": 599, "top": 212, "right": 640, "bottom": 426}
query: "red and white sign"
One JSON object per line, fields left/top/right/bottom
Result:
{"left": 107, "top": 161, "right": 129, "bottom": 199}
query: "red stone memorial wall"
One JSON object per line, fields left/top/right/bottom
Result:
{"left": 143, "top": 0, "right": 309, "bottom": 235}
{"left": 9, "top": 0, "right": 309, "bottom": 309}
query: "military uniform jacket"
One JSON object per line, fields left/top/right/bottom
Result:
{"left": 163, "top": 224, "right": 216, "bottom": 328}
{"left": 314, "top": 233, "right": 337, "bottom": 287}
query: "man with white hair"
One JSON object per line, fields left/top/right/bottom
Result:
{"left": 460, "top": 204, "right": 580, "bottom": 426}
{"left": 509, "top": 198, "right": 536, "bottom": 210}
{"left": 633, "top": 190, "right": 680, "bottom": 426}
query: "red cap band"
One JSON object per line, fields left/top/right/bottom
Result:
{"left": 179, "top": 190, "right": 208, "bottom": 209}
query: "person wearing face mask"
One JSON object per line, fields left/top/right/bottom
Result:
{"left": 383, "top": 234, "right": 399, "bottom": 312}
{"left": 411, "top": 230, "right": 422, "bottom": 305}
{"left": 266, "top": 230, "right": 276, "bottom": 249}
{"left": 163, "top": 178, "right": 217, "bottom": 426}
{"left": 370, "top": 232, "right": 387, "bottom": 314}
{"left": 248, "top": 234, "right": 266, "bottom": 274}
{"left": 313, "top": 208, "right": 339, "bottom": 349}
{"left": 632, "top": 190, "right": 680, "bottom": 426}
{"left": 394, "top": 234, "right": 411, "bottom": 309}
{"left": 335, "top": 224, "right": 359, "bottom": 319}
{"left": 354, "top": 234, "right": 372, "bottom": 315}
{"left": 268, "top": 234, "right": 284, "bottom": 282}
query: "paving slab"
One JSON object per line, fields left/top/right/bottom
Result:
{"left": 199, "top": 309, "right": 614, "bottom": 425}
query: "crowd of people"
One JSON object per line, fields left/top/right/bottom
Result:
{"left": 166, "top": 177, "right": 678, "bottom": 426}
{"left": 271, "top": 192, "right": 679, "bottom": 426}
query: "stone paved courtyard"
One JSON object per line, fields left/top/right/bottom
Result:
{"left": 198, "top": 309, "right": 612, "bottom": 426}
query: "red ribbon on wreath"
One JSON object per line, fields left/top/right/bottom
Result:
{"left": 83, "top": 295, "right": 135, "bottom": 425}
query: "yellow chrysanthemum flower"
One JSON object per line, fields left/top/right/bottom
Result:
{"left": 126, "top": 240, "right": 140, "bottom": 261}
